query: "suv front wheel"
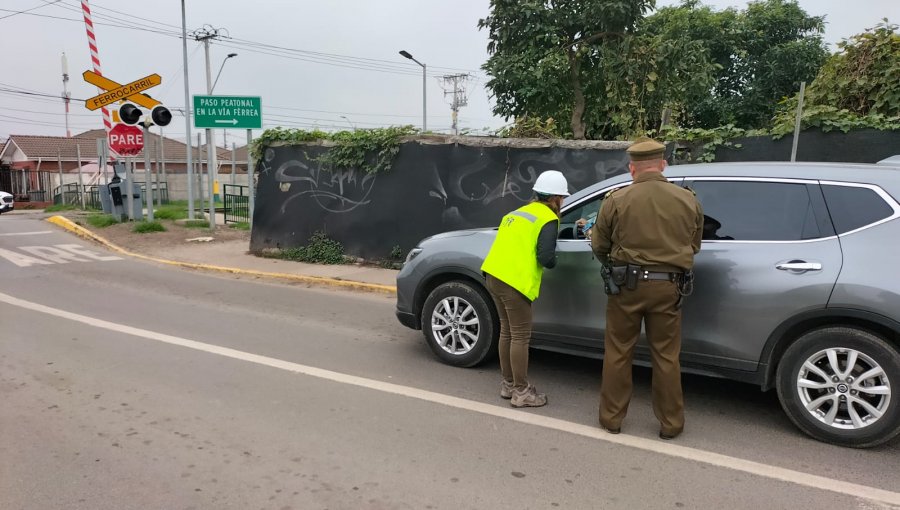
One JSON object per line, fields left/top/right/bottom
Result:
{"left": 776, "top": 327, "right": 900, "bottom": 448}
{"left": 420, "top": 281, "right": 498, "bottom": 368}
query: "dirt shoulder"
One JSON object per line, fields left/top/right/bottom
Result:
{"left": 60, "top": 210, "right": 251, "bottom": 257}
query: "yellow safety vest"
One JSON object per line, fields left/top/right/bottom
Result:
{"left": 481, "top": 201, "right": 558, "bottom": 301}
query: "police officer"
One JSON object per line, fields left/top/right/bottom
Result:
{"left": 590, "top": 137, "right": 703, "bottom": 439}
{"left": 481, "top": 170, "right": 569, "bottom": 408}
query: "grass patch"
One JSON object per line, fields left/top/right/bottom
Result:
{"left": 182, "top": 220, "right": 210, "bottom": 229}
{"left": 154, "top": 202, "right": 189, "bottom": 220}
{"left": 133, "top": 221, "right": 166, "bottom": 233}
{"left": 229, "top": 222, "right": 251, "bottom": 230}
{"left": 264, "top": 231, "right": 345, "bottom": 265}
{"left": 45, "top": 203, "right": 79, "bottom": 212}
{"left": 85, "top": 214, "right": 118, "bottom": 228}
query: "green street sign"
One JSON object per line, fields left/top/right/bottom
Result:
{"left": 192, "top": 95, "right": 262, "bottom": 129}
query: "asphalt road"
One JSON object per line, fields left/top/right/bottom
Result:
{"left": 2, "top": 214, "right": 898, "bottom": 510}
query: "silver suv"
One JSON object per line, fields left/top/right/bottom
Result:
{"left": 395, "top": 161, "right": 900, "bottom": 448}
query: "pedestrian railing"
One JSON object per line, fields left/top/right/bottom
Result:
{"left": 135, "top": 181, "right": 170, "bottom": 205}
{"left": 223, "top": 184, "right": 250, "bottom": 224}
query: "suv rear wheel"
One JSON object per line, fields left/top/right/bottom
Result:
{"left": 776, "top": 327, "right": 900, "bottom": 448}
{"left": 420, "top": 281, "right": 497, "bottom": 367}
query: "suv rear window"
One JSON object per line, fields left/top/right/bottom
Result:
{"left": 691, "top": 181, "right": 823, "bottom": 241}
{"left": 821, "top": 184, "right": 895, "bottom": 234}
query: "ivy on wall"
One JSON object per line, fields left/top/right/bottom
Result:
{"left": 250, "top": 125, "right": 418, "bottom": 174}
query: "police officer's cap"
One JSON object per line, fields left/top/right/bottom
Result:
{"left": 626, "top": 136, "right": 665, "bottom": 161}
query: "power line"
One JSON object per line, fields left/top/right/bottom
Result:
{"left": 2, "top": 3, "right": 486, "bottom": 79}
{"left": 0, "top": 0, "right": 60, "bottom": 21}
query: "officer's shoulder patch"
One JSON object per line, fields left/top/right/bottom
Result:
{"left": 603, "top": 188, "right": 620, "bottom": 199}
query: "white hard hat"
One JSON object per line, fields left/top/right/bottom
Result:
{"left": 532, "top": 170, "right": 570, "bottom": 196}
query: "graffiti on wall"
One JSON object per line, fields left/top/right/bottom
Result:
{"left": 263, "top": 147, "right": 377, "bottom": 214}
{"left": 251, "top": 141, "right": 629, "bottom": 259}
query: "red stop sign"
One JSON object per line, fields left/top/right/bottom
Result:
{"left": 108, "top": 123, "right": 144, "bottom": 156}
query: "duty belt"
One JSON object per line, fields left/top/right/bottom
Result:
{"left": 639, "top": 270, "right": 681, "bottom": 282}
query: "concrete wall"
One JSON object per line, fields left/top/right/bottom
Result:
{"left": 250, "top": 137, "right": 630, "bottom": 260}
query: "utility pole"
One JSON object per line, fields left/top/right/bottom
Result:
{"left": 180, "top": 0, "right": 195, "bottom": 219}
{"left": 61, "top": 52, "right": 71, "bottom": 137}
{"left": 439, "top": 74, "right": 470, "bottom": 135}
{"left": 192, "top": 25, "right": 223, "bottom": 228}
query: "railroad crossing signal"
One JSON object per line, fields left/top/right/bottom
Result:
{"left": 82, "top": 70, "right": 172, "bottom": 128}
{"left": 83, "top": 71, "right": 161, "bottom": 111}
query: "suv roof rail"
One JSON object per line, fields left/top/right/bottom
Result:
{"left": 876, "top": 155, "right": 900, "bottom": 166}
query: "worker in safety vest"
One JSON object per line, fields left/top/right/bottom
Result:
{"left": 481, "top": 170, "right": 569, "bottom": 408}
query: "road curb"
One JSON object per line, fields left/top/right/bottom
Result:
{"left": 46, "top": 215, "right": 398, "bottom": 295}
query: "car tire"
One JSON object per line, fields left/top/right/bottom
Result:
{"left": 420, "top": 280, "right": 498, "bottom": 368}
{"left": 776, "top": 327, "right": 900, "bottom": 448}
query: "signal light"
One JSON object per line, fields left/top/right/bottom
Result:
{"left": 151, "top": 105, "right": 172, "bottom": 127}
{"left": 118, "top": 103, "right": 142, "bottom": 125}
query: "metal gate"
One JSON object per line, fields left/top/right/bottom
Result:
{"left": 0, "top": 167, "right": 52, "bottom": 202}
{"left": 223, "top": 184, "right": 250, "bottom": 224}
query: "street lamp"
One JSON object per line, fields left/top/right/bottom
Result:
{"left": 340, "top": 115, "right": 357, "bottom": 130}
{"left": 212, "top": 52, "right": 238, "bottom": 93}
{"left": 399, "top": 50, "right": 426, "bottom": 132}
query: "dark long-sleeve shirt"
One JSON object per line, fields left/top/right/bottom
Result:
{"left": 537, "top": 220, "right": 559, "bottom": 269}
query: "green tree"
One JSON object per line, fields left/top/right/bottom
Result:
{"left": 597, "top": 31, "right": 717, "bottom": 138}
{"left": 644, "top": 0, "right": 828, "bottom": 129}
{"left": 799, "top": 21, "right": 900, "bottom": 117}
{"left": 478, "top": 0, "right": 654, "bottom": 139}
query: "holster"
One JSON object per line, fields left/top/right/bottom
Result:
{"left": 625, "top": 264, "right": 641, "bottom": 291}
{"left": 601, "top": 264, "right": 620, "bottom": 296}
{"left": 611, "top": 266, "right": 627, "bottom": 287}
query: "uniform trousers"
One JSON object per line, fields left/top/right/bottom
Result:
{"left": 485, "top": 274, "right": 532, "bottom": 390}
{"left": 599, "top": 279, "right": 685, "bottom": 436}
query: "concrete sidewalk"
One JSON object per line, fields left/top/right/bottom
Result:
{"left": 140, "top": 239, "right": 399, "bottom": 288}
{"left": 46, "top": 215, "right": 399, "bottom": 293}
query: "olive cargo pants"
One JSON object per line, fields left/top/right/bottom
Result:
{"left": 486, "top": 274, "right": 532, "bottom": 390}
{"left": 599, "top": 280, "right": 685, "bottom": 436}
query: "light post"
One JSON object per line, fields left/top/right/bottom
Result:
{"left": 340, "top": 115, "right": 356, "bottom": 130}
{"left": 213, "top": 53, "right": 237, "bottom": 150}
{"left": 399, "top": 50, "right": 426, "bottom": 132}
{"left": 212, "top": 52, "right": 237, "bottom": 93}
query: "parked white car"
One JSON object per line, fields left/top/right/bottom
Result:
{"left": 0, "top": 191, "right": 13, "bottom": 214}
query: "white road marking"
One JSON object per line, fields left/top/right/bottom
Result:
{"left": 0, "top": 248, "right": 54, "bottom": 267}
{"left": 0, "top": 244, "right": 122, "bottom": 267}
{"left": 0, "top": 290, "right": 898, "bottom": 507}
{"left": 0, "top": 230, "right": 53, "bottom": 237}
{"left": 20, "top": 246, "right": 94, "bottom": 264}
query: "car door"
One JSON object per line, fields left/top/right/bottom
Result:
{"left": 532, "top": 188, "right": 610, "bottom": 348}
{"left": 680, "top": 178, "right": 842, "bottom": 372}
{"left": 533, "top": 179, "right": 684, "bottom": 350}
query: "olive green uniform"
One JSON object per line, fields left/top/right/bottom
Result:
{"left": 591, "top": 170, "right": 703, "bottom": 437}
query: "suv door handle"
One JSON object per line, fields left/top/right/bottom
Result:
{"left": 776, "top": 261, "right": 822, "bottom": 271}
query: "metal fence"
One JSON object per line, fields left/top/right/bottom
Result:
{"left": 53, "top": 183, "right": 92, "bottom": 207}
{"left": 51, "top": 182, "right": 168, "bottom": 210}
{"left": 0, "top": 168, "right": 53, "bottom": 202}
{"left": 135, "top": 181, "right": 170, "bottom": 205}
{"left": 223, "top": 184, "right": 250, "bottom": 224}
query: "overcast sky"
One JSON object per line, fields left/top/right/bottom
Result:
{"left": 1, "top": 0, "right": 897, "bottom": 146}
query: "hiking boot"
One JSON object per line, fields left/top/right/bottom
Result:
{"left": 510, "top": 384, "right": 547, "bottom": 408}
{"left": 500, "top": 379, "right": 514, "bottom": 399}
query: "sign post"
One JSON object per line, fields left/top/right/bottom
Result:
{"left": 192, "top": 95, "right": 262, "bottom": 129}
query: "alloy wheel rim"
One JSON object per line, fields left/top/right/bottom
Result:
{"left": 430, "top": 296, "right": 480, "bottom": 355}
{"left": 796, "top": 347, "right": 891, "bottom": 430}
